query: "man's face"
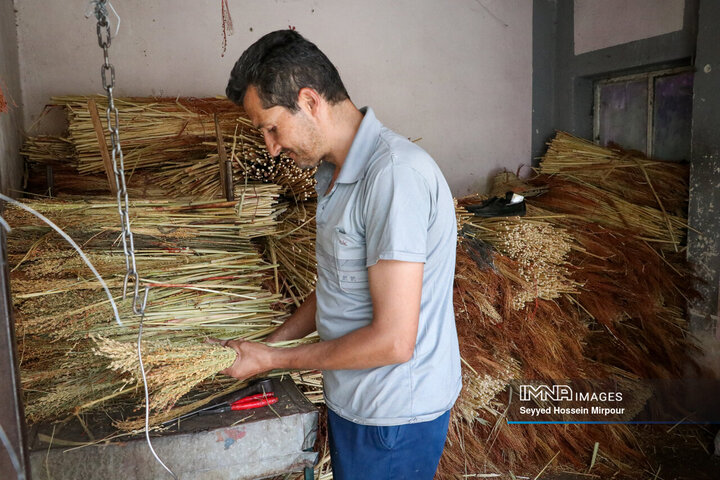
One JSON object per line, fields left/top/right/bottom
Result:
{"left": 242, "top": 86, "right": 324, "bottom": 169}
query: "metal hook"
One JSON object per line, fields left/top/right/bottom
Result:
{"left": 132, "top": 277, "right": 144, "bottom": 315}
{"left": 137, "top": 286, "right": 150, "bottom": 316}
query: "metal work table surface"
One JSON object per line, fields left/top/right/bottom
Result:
{"left": 29, "top": 377, "right": 318, "bottom": 480}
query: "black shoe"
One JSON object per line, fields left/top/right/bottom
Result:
{"left": 465, "top": 191, "right": 526, "bottom": 218}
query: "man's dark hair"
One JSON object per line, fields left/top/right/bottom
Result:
{"left": 226, "top": 30, "right": 349, "bottom": 111}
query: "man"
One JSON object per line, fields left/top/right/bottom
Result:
{"left": 222, "top": 30, "right": 461, "bottom": 479}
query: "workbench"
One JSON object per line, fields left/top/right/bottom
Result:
{"left": 28, "top": 377, "right": 318, "bottom": 480}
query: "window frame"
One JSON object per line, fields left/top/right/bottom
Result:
{"left": 593, "top": 66, "right": 693, "bottom": 158}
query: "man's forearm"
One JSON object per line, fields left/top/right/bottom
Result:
{"left": 267, "top": 261, "right": 420, "bottom": 372}
{"left": 267, "top": 321, "right": 412, "bottom": 372}
{"left": 222, "top": 261, "right": 422, "bottom": 381}
{"left": 266, "top": 291, "right": 317, "bottom": 343}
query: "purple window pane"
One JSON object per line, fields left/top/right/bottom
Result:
{"left": 598, "top": 79, "right": 648, "bottom": 153}
{"left": 652, "top": 71, "right": 693, "bottom": 162}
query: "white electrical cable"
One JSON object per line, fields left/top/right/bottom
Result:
{"left": 0, "top": 424, "right": 25, "bottom": 480}
{"left": 136, "top": 287, "right": 178, "bottom": 480}
{"left": 0, "top": 193, "right": 123, "bottom": 327}
{"left": 106, "top": 1, "right": 121, "bottom": 37}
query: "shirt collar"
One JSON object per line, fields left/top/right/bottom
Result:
{"left": 335, "top": 106, "right": 382, "bottom": 184}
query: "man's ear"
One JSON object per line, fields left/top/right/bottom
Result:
{"left": 297, "top": 87, "right": 322, "bottom": 117}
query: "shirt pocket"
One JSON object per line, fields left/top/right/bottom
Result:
{"left": 333, "top": 230, "right": 369, "bottom": 292}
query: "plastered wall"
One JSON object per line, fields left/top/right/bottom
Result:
{"left": 14, "top": 0, "right": 532, "bottom": 196}
{"left": 574, "top": 0, "right": 685, "bottom": 55}
{"left": 0, "top": 0, "right": 24, "bottom": 197}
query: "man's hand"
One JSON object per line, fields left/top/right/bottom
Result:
{"left": 209, "top": 291, "right": 318, "bottom": 381}
{"left": 208, "top": 338, "right": 273, "bottom": 381}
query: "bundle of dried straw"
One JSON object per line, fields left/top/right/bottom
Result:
{"left": 22, "top": 96, "right": 317, "bottom": 201}
{"left": 6, "top": 186, "right": 305, "bottom": 424}
{"left": 53, "top": 95, "right": 250, "bottom": 174}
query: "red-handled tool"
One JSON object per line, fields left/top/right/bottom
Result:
{"left": 162, "top": 378, "right": 276, "bottom": 426}
{"left": 231, "top": 392, "right": 275, "bottom": 404}
{"left": 230, "top": 393, "right": 278, "bottom": 411}
{"left": 198, "top": 391, "right": 278, "bottom": 415}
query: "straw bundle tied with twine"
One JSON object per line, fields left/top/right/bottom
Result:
{"left": 538, "top": 131, "right": 688, "bottom": 214}
{"left": 153, "top": 144, "right": 317, "bottom": 201}
{"left": 92, "top": 334, "right": 320, "bottom": 413}
{"left": 263, "top": 201, "right": 318, "bottom": 304}
{"left": 20, "top": 135, "right": 76, "bottom": 168}
{"left": 536, "top": 131, "right": 690, "bottom": 252}
{"left": 20, "top": 136, "right": 169, "bottom": 197}
{"left": 8, "top": 188, "right": 284, "bottom": 239}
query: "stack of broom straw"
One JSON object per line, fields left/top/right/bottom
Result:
{"left": 22, "top": 96, "right": 317, "bottom": 201}
{"left": 6, "top": 187, "right": 319, "bottom": 427}
{"left": 536, "top": 131, "right": 689, "bottom": 252}
{"left": 54, "top": 95, "right": 252, "bottom": 174}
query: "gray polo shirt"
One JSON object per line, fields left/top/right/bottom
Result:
{"left": 314, "top": 107, "right": 461, "bottom": 426}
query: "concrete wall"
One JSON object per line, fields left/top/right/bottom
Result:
{"left": 0, "top": 0, "right": 24, "bottom": 197}
{"left": 14, "top": 0, "right": 533, "bottom": 196}
{"left": 574, "top": 0, "right": 685, "bottom": 55}
{"left": 687, "top": 0, "right": 720, "bottom": 334}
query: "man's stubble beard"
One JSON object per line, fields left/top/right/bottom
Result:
{"left": 288, "top": 120, "right": 326, "bottom": 170}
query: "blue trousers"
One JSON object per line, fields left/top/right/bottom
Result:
{"left": 327, "top": 409, "right": 451, "bottom": 480}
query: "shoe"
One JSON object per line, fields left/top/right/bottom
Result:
{"left": 465, "top": 191, "right": 526, "bottom": 218}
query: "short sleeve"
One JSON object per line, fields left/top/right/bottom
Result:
{"left": 363, "top": 162, "right": 431, "bottom": 267}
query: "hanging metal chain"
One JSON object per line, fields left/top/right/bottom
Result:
{"left": 90, "top": 14, "right": 176, "bottom": 478}
{"left": 93, "top": 1, "right": 143, "bottom": 314}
